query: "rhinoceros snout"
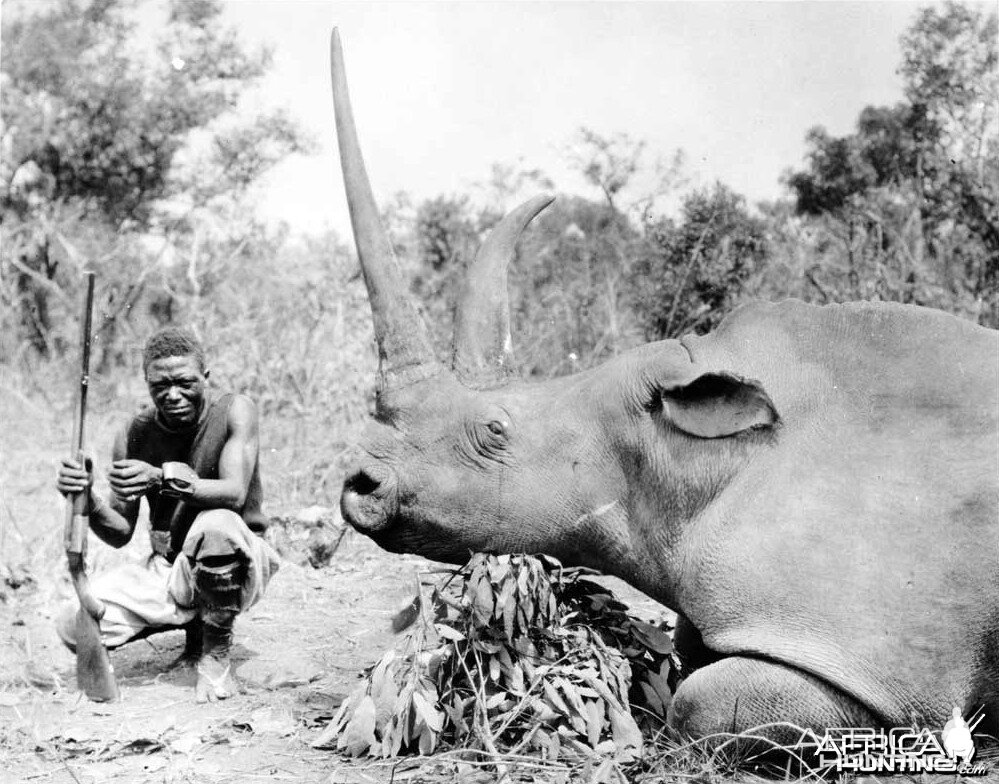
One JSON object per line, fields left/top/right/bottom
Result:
{"left": 340, "top": 464, "right": 396, "bottom": 534}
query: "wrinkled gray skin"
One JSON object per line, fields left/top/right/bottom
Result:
{"left": 329, "top": 31, "right": 999, "bottom": 740}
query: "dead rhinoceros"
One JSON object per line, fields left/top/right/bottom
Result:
{"left": 329, "top": 31, "right": 999, "bottom": 740}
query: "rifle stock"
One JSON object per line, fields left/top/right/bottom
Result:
{"left": 64, "top": 272, "right": 119, "bottom": 702}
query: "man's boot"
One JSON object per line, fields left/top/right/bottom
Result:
{"left": 193, "top": 556, "right": 244, "bottom": 703}
{"left": 183, "top": 616, "right": 203, "bottom": 659}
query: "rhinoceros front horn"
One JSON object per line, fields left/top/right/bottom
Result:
{"left": 452, "top": 195, "right": 554, "bottom": 384}
{"left": 330, "top": 29, "right": 439, "bottom": 408}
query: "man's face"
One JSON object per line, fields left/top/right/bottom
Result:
{"left": 145, "top": 355, "right": 208, "bottom": 428}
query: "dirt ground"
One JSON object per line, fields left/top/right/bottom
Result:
{"left": 0, "top": 520, "right": 445, "bottom": 784}
{"left": 0, "top": 519, "right": 666, "bottom": 784}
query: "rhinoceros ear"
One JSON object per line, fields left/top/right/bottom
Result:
{"left": 660, "top": 372, "right": 778, "bottom": 439}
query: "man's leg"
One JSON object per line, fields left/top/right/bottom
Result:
{"left": 192, "top": 553, "right": 242, "bottom": 702}
{"left": 170, "top": 509, "right": 278, "bottom": 703}
{"left": 55, "top": 556, "right": 198, "bottom": 653}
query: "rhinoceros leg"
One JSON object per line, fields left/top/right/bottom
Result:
{"left": 668, "top": 656, "right": 880, "bottom": 744}
{"left": 673, "top": 614, "right": 723, "bottom": 674}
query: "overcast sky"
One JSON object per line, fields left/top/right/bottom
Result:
{"left": 210, "top": 2, "right": 935, "bottom": 236}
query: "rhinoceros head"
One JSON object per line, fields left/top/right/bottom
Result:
{"left": 331, "top": 31, "right": 777, "bottom": 584}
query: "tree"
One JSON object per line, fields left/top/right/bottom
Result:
{"left": 476, "top": 161, "right": 554, "bottom": 216}
{"left": 784, "top": 115, "right": 919, "bottom": 304}
{"left": 901, "top": 1, "right": 999, "bottom": 324}
{"left": 392, "top": 186, "right": 652, "bottom": 377}
{"left": 0, "top": 0, "right": 310, "bottom": 362}
{"left": 565, "top": 127, "right": 686, "bottom": 223}
{"left": 783, "top": 1, "right": 998, "bottom": 324}
{"left": 410, "top": 194, "right": 484, "bottom": 355}
{"left": 509, "top": 128, "right": 686, "bottom": 370}
{"left": 513, "top": 195, "right": 649, "bottom": 375}
{"left": 901, "top": 1, "right": 998, "bottom": 173}
{"left": 632, "top": 183, "right": 769, "bottom": 340}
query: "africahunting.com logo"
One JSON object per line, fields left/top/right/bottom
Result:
{"left": 816, "top": 708, "right": 990, "bottom": 775}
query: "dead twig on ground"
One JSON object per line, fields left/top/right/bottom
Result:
{"left": 60, "top": 760, "right": 83, "bottom": 784}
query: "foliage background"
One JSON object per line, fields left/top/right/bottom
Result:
{"left": 1, "top": 0, "right": 996, "bottom": 522}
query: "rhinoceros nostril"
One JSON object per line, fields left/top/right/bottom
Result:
{"left": 344, "top": 468, "right": 382, "bottom": 497}
{"left": 340, "top": 466, "right": 394, "bottom": 533}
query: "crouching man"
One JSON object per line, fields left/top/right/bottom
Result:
{"left": 55, "top": 327, "right": 279, "bottom": 702}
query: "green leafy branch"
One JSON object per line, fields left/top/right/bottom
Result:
{"left": 315, "top": 553, "right": 679, "bottom": 769}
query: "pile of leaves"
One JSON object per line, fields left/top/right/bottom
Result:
{"left": 315, "top": 553, "right": 679, "bottom": 764}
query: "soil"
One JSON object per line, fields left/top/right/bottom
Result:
{"left": 0, "top": 519, "right": 437, "bottom": 784}
{"left": 0, "top": 511, "right": 665, "bottom": 784}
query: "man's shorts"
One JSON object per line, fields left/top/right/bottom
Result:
{"left": 56, "top": 508, "right": 280, "bottom": 651}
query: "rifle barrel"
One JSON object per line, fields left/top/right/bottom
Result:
{"left": 66, "top": 271, "right": 96, "bottom": 555}
{"left": 71, "top": 272, "right": 96, "bottom": 455}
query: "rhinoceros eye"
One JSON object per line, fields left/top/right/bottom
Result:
{"left": 462, "top": 419, "right": 510, "bottom": 464}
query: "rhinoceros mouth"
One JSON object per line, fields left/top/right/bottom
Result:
{"left": 356, "top": 510, "right": 482, "bottom": 564}
{"left": 368, "top": 528, "right": 472, "bottom": 564}
{"left": 340, "top": 461, "right": 488, "bottom": 561}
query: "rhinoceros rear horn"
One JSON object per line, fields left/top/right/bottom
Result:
{"left": 660, "top": 372, "right": 779, "bottom": 439}
{"left": 452, "top": 195, "right": 554, "bottom": 383}
{"left": 330, "top": 29, "right": 439, "bottom": 397}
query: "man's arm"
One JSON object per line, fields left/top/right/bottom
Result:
{"left": 182, "top": 394, "right": 259, "bottom": 511}
{"left": 56, "top": 428, "right": 139, "bottom": 549}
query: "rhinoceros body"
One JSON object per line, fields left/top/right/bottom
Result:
{"left": 328, "top": 30, "right": 999, "bottom": 738}
{"left": 640, "top": 299, "right": 998, "bottom": 734}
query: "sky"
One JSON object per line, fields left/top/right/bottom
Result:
{"left": 196, "top": 2, "right": 934, "bottom": 236}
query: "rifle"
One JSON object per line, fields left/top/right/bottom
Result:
{"left": 64, "top": 271, "right": 119, "bottom": 702}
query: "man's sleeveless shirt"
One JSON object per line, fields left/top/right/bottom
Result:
{"left": 123, "top": 392, "right": 267, "bottom": 557}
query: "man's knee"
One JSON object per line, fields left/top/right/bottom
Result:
{"left": 182, "top": 509, "right": 246, "bottom": 560}
{"left": 193, "top": 557, "right": 245, "bottom": 614}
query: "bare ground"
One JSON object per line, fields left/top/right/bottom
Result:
{"left": 0, "top": 525, "right": 447, "bottom": 784}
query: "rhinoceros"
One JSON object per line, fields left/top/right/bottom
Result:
{"left": 329, "top": 31, "right": 999, "bottom": 741}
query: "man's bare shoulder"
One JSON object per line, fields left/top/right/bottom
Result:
{"left": 225, "top": 393, "right": 259, "bottom": 430}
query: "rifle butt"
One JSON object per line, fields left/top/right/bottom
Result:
{"left": 67, "top": 549, "right": 118, "bottom": 701}
{"left": 73, "top": 606, "right": 119, "bottom": 702}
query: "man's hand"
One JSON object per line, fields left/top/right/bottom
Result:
{"left": 56, "top": 456, "right": 94, "bottom": 498}
{"left": 108, "top": 459, "right": 162, "bottom": 503}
